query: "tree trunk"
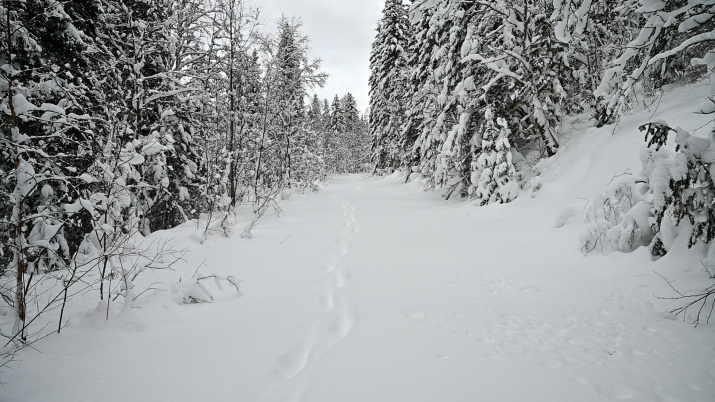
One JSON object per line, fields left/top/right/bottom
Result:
{"left": 228, "top": 4, "right": 237, "bottom": 208}
{"left": 7, "top": 3, "right": 26, "bottom": 343}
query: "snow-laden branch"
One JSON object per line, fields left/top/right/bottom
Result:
{"left": 648, "top": 31, "right": 715, "bottom": 67}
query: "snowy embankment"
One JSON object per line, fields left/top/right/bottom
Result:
{"left": 3, "top": 82, "right": 715, "bottom": 401}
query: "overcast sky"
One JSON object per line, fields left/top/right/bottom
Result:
{"left": 258, "top": 0, "right": 384, "bottom": 112}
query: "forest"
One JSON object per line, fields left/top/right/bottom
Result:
{"left": 370, "top": 0, "right": 714, "bottom": 259}
{"left": 1, "top": 0, "right": 715, "bottom": 398}
{"left": 0, "top": 0, "right": 371, "bottom": 353}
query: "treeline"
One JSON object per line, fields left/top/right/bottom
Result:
{"left": 370, "top": 0, "right": 713, "bottom": 203}
{"left": 0, "top": 0, "right": 368, "bottom": 348}
{"left": 311, "top": 93, "right": 371, "bottom": 175}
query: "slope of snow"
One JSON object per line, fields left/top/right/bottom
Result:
{"left": 3, "top": 82, "right": 715, "bottom": 401}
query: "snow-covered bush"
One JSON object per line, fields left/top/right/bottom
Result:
{"left": 584, "top": 0, "right": 714, "bottom": 324}
{"left": 580, "top": 175, "right": 651, "bottom": 254}
{"left": 579, "top": 0, "right": 715, "bottom": 258}
{"left": 642, "top": 122, "right": 715, "bottom": 256}
{"left": 581, "top": 121, "right": 715, "bottom": 257}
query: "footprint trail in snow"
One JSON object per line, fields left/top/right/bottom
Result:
{"left": 268, "top": 197, "right": 360, "bottom": 401}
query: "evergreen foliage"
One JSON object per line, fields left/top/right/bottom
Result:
{"left": 369, "top": 0, "right": 713, "bottom": 269}
{"left": 369, "top": 0, "right": 412, "bottom": 174}
{"left": 370, "top": 0, "right": 713, "bottom": 209}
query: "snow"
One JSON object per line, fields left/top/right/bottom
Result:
{"left": 39, "top": 103, "right": 65, "bottom": 115}
{"left": 78, "top": 173, "right": 97, "bottom": 183}
{"left": 11, "top": 93, "right": 39, "bottom": 115}
{"left": 3, "top": 83, "right": 715, "bottom": 401}
{"left": 141, "top": 140, "right": 167, "bottom": 156}
{"left": 636, "top": 0, "right": 666, "bottom": 13}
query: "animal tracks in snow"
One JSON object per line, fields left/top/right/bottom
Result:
{"left": 6, "top": 175, "right": 715, "bottom": 402}
{"left": 268, "top": 200, "right": 360, "bottom": 398}
{"left": 325, "top": 292, "right": 355, "bottom": 340}
{"left": 263, "top": 176, "right": 715, "bottom": 401}
{"left": 322, "top": 202, "right": 358, "bottom": 339}
{"left": 272, "top": 344, "right": 313, "bottom": 384}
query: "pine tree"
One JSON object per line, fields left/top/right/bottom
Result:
{"left": 471, "top": 112, "right": 518, "bottom": 205}
{"left": 404, "top": 1, "right": 446, "bottom": 188}
{"left": 369, "top": 0, "right": 412, "bottom": 174}
{"left": 329, "top": 95, "right": 344, "bottom": 133}
{"left": 307, "top": 94, "right": 324, "bottom": 132}
{"left": 341, "top": 93, "right": 371, "bottom": 173}
{"left": 322, "top": 98, "right": 331, "bottom": 121}
{"left": 142, "top": 0, "right": 215, "bottom": 230}
{"left": 341, "top": 93, "right": 360, "bottom": 129}
{"left": 551, "top": 0, "right": 642, "bottom": 124}
{"left": 324, "top": 95, "right": 343, "bottom": 171}
{"left": 388, "top": 1, "right": 588, "bottom": 201}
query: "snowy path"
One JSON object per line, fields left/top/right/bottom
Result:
{"left": 4, "top": 174, "right": 715, "bottom": 401}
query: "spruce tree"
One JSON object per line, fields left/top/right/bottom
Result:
{"left": 369, "top": 0, "right": 412, "bottom": 174}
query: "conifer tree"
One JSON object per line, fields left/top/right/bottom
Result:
{"left": 328, "top": 95, "right": 344, "bottom": 134}
{"left": 471, "top": 112, "right": 518, "bottom": 205}
{"left": 323, "top": 95, "right": 343, "bottom": 171}
{"left": 307, "top": 94, "right": 324, "bottom": 132}
{"left": 390, "top": 0, "right": 588, "bottom": 201}
{"left": 404, "top": 1, "right": 445, "bottom": 187}
{"left": 268, "top": 16, "right": 326, "bottom": 190}
{"left": 369, "top": 0, "right": 412, "bottom": 174}
{"left": 596, "top": 0, "right": 714, "bottom": 120}
{"left": 341, "top": 93, "right": 360, "bottom": 129}
{"left": 341, "top": 93, "right": 370, "bottom": 173}
{"left": 322, "top": 98, "right": 331, "bottom": 121}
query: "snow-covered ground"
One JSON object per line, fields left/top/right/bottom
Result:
{"left": 3, "top": 82, "right": 715, "bottom": 401}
